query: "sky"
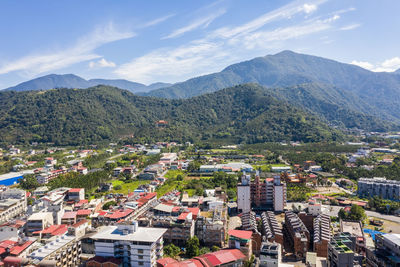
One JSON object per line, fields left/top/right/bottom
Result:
{"left": 0, "top": 0, "right": 399, "bottom": 88}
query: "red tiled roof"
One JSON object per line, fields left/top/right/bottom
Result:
{"left": 178, "top": 212, "right": 190, "bottom": 220}
{"left": 72, "top": 219, "right": 88, "bottom": 228}
{"left": 157, "top": 257, "right": 178, "bottom": 266}
{"left": 172, "top": 206, "right": 181, "bottom": 212}
{"left": 228, "top": 230, "right": 253, "bottom": 240}
{"left": 166, "top": 259, "right": 203, "bottom": 267}
{"left": 62, "top": 211, "right": 77, "bottom": 219}
{"left": 77, "top": 209, "right": 91, "bottom": 216}
{"left": 105, "top": 209, "right": 133, "bottom": 219}
{"left": 78, "top": 199, "right": 88, "bottom": 204}
{"left": 33, "top": 224, "right": 68, "bottom": 236}
{"left": 196, "top": 249, "right": 245, "bottom": 267}
{"left": 10, "top": 241, "right": 34, "bottom": 256}
{"left": 69, "top": 188, "right": 83, "bottom": 193}
{"left": 187, "top": 207, "right": 200, "bottom": 215}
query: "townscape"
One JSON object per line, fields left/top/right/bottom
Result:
{"left": 0, "top": 134, "right": 400, "bottom": 267}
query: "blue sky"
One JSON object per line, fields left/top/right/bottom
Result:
{"left": 0, "top": 0, "right": 399, "bottom": 88}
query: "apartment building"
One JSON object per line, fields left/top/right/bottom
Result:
{"left": 328, "top": 233, "right": 362, "bottom": 267}
{"left": 29, "top": 234, "right": 82, "bottom": 266}
{"left": 26, "top": 212, "right": 54, "bottom": 236}
{"left": 90, "top": 222, "right": 167, "bottom": 267}
{"left": 0, "top": 188, "right": 27, "bottom": 224}
{"left": 151, "top": 212, "right": 195, "bottom": 246}
{"left": 0, "top": 220, "right": 26, "bottom": 241}
{"left": 370, "top": 233, "right": 400, "bottom": 267}
{"left": 283, "top": 211, "right": 310, "bottom": 260}
{"left": 237, "top": 173, "right": 251, "bottom": 213}
{"left": 196, "top": 206, "right": 227, "bottom": 247}
{"left": 259, "top": 242, "right": 282, "bottom": 267}
{"left": 313, "top": 214, "right": 331, "bottom": 257}
{"left": 228, "top": 230, "right": 253, "bottom": 259}
{"left": 358, "top": 177, "right": 400, "bottom": 200}
{"left": 261, "top": 211, "right": 283, "bottom": 246}
{"left": 250, "top": 174, "right": 286, "bottom": 212}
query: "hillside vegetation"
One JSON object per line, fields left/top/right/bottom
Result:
{"left": 0, "top": 84, "right": 342, "bottom": 145}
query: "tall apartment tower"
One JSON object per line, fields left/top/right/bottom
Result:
{"left": 237, "top": 172, "right": 251, "bottom": 213}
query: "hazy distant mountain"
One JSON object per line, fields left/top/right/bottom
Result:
{"left": 0, "top": 84, "right": 340, "bottom": 145}
{"left": 3, "top": 74, "right": 171, "bottom": 93}
{"left": 145, "top": 50, "right": 400, "bottom": 124}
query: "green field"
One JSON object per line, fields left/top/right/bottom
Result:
{"left": 110, "top": 180, "right": 150, "bottom": 194}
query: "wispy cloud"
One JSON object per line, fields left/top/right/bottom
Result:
{"left": 162, "top": 9, "right": 226, "bottom": 39}
{"left": 351, "top": 57, "right": 400, "bottom": 72}
{"left": 89, "top": 58, "right": 116, "bottom": 68}
{"left": 141, "top": 14, "right": 175, "bottom": 28}
{"left": 340, "top": 23, "right": 361, "bottom": 31}
{"left": 0, "top": 22, "right": 134, "bottom": 76}
{"left": 115, "top": 0, "right": 342, "bottom": 84}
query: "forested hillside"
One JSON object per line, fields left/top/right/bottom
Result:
{"left": 0, "top": 84, "right": 342, "bottom": 145}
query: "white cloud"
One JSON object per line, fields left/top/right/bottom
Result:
{"left": 0, "top": 22, "right": 134, "bottom": 76}
{"left": 162, "top": 9, "right": 226, "bottom": 39}
{"left": 351, "top": 60, "right": 374, "bottom": 70}
{"left": 89, "top": 58, "right": 116, "bottom": 68}
{"left": 114, "top": 0, "right": 342, "bottom": 84}
{"left": 211, "top": 0, "right": 327, "bottom": 39}
{"left": 303, "top": 4, "right": 317, "bottom": 14}
{"left": 340, "top": 23, "right": 361, "bottom": 31}
{"left": 141, "top": 14, "right": 175, "bottom": 28}
{"left": 351, "top": 57, "right": 400, "bottom": 72}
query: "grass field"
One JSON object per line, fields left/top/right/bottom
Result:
{"left": 110, "top": 180, "right": 150, "bottom": 194}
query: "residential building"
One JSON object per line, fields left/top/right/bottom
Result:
{"left": 196, "top": 206, "right": 227, "bottom": 247}
{"left": 228, "top": 230, "right": 253, "bottom": 259}
{"left": 283, "top": 211, "right": 310, "bottom": 260}
{"left": 358, "top": 177, "right": 400, "bottom": 200}
{"left": 261, "top": 212, "right": 283, "bottom": 246}
{"left": 259, "top": 242, "right": 282, "bottom": 267}
{"left": 26, "top": 212, "right": 54, "bottom": 236}
{"left": 68, "top": 188, "right": 85, "bottom": 201}
{"left": 328, "top": 233, "right": 362, "bottom": 267}
{"left": 251, "top": 174, "right": 286, "bottom": 212}
{"left": 28, "top": 234, "right": 82, "bottom": 266}
{"left": 0, "top": 188, "right": 27, "bottom": 224}
{"left": 157, "top": 249, "right": 246, "bottom": 267}
{"left": 313, "top": 214, "right": 331, "bottom": 257}
{"left": 90, "top": 222, "right": 167, "bottom": 267}
{"left": 340, "top": 220, "right": 365, "bottom": 254}
{"left": 0, "top": 220, "right": 26, "bottom": 241}
{"left": 237, "top": 173, "right": 251, "bottom": 213}
{"left": 372, "top": 233, "right": 400, "bottom": 267}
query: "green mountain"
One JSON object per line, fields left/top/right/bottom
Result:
{"left": 144, "top": 51, "right": 400, "bottom": 126}
{"left": 3, "top": 74, "right": 171, "bottom": 93}
{"left": 0, "top": 84, "right": 342, "bottom": 145}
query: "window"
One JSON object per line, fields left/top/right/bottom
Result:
{"left": 139, "top": 262, "right": 144, "bottom": 266}
{"left": 138, "top": 249, "right": 143, "bottom": 254}
{"left": 139, "top": 255, "right": 143, "bottom": 259}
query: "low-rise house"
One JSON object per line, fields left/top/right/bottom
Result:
{"left": 228, "top": 230, "right": 253, "bottom": 259}
{"left": 68, "top": 188, "right": 85, "bottom": 202}
{"left": 26, "top": 212, "right": 54, "bottom": 236}
{"left": 0, "top": 220, "right": 26, "bottom": 241}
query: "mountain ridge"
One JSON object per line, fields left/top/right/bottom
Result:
{"left": 0, "top": 84, "right": 341, "bottom": 145}
{"left": 3, "top": 74, "right": 171, "bottom": 93}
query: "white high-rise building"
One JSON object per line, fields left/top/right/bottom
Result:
{"left": 237, "top": 173, "right": 251, "bottom": 213}
{"left": 91, "top": 222, "right": 167, "bottom": 267}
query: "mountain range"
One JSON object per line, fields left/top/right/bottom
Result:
{"left": 3, "top": 74, "right": 171, "bottom": 93}
{"left": 0, "top": 84, "right": 340, "bottom": 145}
{"left": 2, "top": 50, "right": 400, "bottom": 135}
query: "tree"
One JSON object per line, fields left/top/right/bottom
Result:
{"left": 211, "top": 246, "right": 220, "bottom": 252}
{"left": 199, "top": 247, "right": 210, "bottom": 255}
{"left": 114, "top": 185, "right": 122, "bottom": 190}
{"left": 18, "top": 174, "right": 40, "bottom": 190}
{"left": 348, "top": 204, "right": 366, "bottom": 221}
{"left": 103, "top": 201, "right": 117, "bottom": 210}
{"left": 186, "top": 236, "right": 200, "bottom": 258}
{"left": 164, "top": 243, "right": 180, "bottom": 258}
{"left": 338, "top": 208, "right": 347, "bottom": 219}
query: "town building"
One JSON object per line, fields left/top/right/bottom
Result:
{"left": 228, "top": 230, "right": 253, "bottom": 259}
{"left": 283, "top": 211, "right": 310, "bottom": 260}
{"left": 196, "top": 206, "right": 227, "bottom": 247}
{"left": 90, "top": 222, "right": 167, "bottom": 267}
{"left": 358, "top": 177, "right": 400, "bottom": 200}
{"left": 313, "top": 214, "right": 331, "bottom": 257}
{"left": 328, "top": 233, "right": 362, "bottom": 267}
{"left": 261, "top": 211, "right": 283, "bottom": 246}
{"left": 26, "top": 212, "right": 54, "bottom": 236}
{"left": 250, "top": 174, "right": 286, "bottom": 212}
{"left": 0, "top": 220, "right": 26, "bottom": 241}
{"left": 259, "top": 242, "right": 282, "bottom": 267}
{"left": 370, "top": 233, "right": 400, "bottom": 267}
{"left": 0, "top": 188, "right": 27, "bottom": 224}
{"left": 237, "top": 173, "right": 251, "bottom": 213}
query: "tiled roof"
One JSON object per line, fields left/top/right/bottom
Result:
{"left": 228, "top": 230, "right": 253, "bottom": 240}
{"left": 69, "top": 188, "right": 83, "bottom": 193}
